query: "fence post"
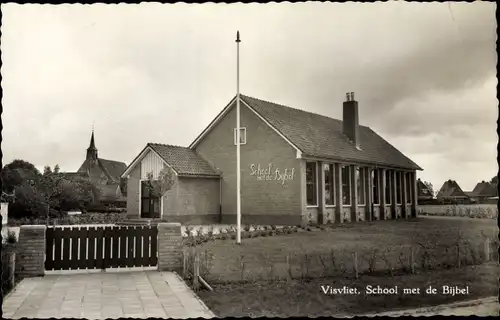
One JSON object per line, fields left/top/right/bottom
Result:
{"left": 16, "top": 225, "right": 46, "bottom": 277}
{"left": 286, "top": 254, "right": 291, "bottom": 282}
{"left": 240, "top": 258, "right": 245, "bottom": 282}
{"left": 410, "top": 247, "right": 415, "bottom": 274}
{"left": 193, "top": 250, "right": 200, "bottom": 291}
{"left": 157, "top": 223, "right": 182, "bottom": 273}
{"left": 483, "top": 239, "right": 491, "bottom": 262}
{"left": 353, "top": 251, "right": 358, "bottom": 279}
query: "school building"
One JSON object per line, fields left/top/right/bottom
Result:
{"left": 121, "top": 93, "right": 422, "bottom": 225}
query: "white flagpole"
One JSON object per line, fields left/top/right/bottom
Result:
{"left": 236, "top": 31, "right": 242, "bottom": 244}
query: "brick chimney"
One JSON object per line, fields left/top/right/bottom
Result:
{"left": 343, "top": 92, "right": 359, "bottom": 147}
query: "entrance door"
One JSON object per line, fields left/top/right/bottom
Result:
{"left": 141, "top": 181, "right": 160, "bottom": 218}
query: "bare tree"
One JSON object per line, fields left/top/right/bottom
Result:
{"left": 145, "top": 167, "right": 176, "bottom": 219}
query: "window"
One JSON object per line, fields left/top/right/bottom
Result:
{"left": 306, "top": 162, "right": 317, "bottom": 206}
{"left": 372, "top": 169, "right": 380, "bottom": 205}
{"left": 406, "top": 173, "right": 412, "bottom": 204}
{"left": 396, "top": 172, "right": 402, "bottom": 204}
{"left": 324, "top": 164, "right": 335, "bottom": 206}
{"left": 357, "top": 167, "right": 366, "bottom": 205}
{"left": 385, "top": 170, "right": 391, "bottom": 205}
{"left": 234, "top": 127, "right": 247, "bottom": 145}
{"left": 342, "top": 165, "right": 351, "bottom": 205}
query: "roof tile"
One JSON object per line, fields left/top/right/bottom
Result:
{"left": 240, "top": 94, "right": 422, "bottom": 170}
{"left": 148, "top": 143, "right": 220, "bottom": 177}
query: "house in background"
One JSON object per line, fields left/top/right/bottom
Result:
{"left": 436, "top": 179, "right": 469, "bottom": 204}
{"left": 65, "top": 130, "right": 127, "bottom": 205}
{"left": 417, "top": 178, "right": 434, "bottom": 202}
{"left": 122, "top": 93, "right": 422, "bottom": 225}
{"left": 468, "top": 181, "right": 498, "bottom": 203}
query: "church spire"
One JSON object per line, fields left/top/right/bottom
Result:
{"left": 86, "top": 125, "right": 98, "bottom": 162}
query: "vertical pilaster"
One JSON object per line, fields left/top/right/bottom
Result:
{"left": 350, "top": 165, "right": 358, "bottom": 222}
{"left": 334, "top": 163, "right": 342, "bottom": 223}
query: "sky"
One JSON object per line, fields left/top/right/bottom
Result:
{"left": 1, "top": 2, "right": 497, "bottom": 192}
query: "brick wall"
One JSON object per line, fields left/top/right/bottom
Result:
{"left": 16, "top": 225, "right": 46, "bottom": 277}
{"left": 195, "top": 101, "right": 302, "bottom": 225}
{"left": 157, "top": 223, "right": 183, "bottom": 273}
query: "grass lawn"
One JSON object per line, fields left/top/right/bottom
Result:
{"left": 191, "top": 217, "right": 497, "bottom": 283}
{"left": 198, "top": 263, "right": 499, "bottom": 317}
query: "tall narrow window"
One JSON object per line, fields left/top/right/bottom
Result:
{"left": 406, "top": 172, "right": 412, "bottom": 204}
{"left": 324, "top": 164, "right": 335, "bottom": 206}
{"left": 306, "top": 162, "right": 317, "bottom": 206}
{"left": 357, "top": 167, "right": 366, "bottom": 205}
{"left": 342, "top": 165, "right": 351, "bottom": 205}
{"left": 385, "top": 170, "right": 391, "bottom": 205}
{"left": 233, "top": 127, "right": 247, "bottom": 145}
{"left": 372, "top": 169, "right": 380, "bottom": 205}
{"left": 396, "top": 172, "right": 402, "bottom": 204}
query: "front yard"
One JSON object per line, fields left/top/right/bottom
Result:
{"left": 198, "top": 263, "right": 499, "bottom": 317}
{"left": 189, "top": 217, "right": 498, "bottom": 283}
{"left": 188, "top": 217, "right": 498, "bottom": 317}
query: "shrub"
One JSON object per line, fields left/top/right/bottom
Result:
{"left": 6, "top": 230, "right": 17, "bottom": 244}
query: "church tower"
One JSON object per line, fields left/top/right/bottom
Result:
{"left": 86, "top": 129, "right": 98, "bottom": 162}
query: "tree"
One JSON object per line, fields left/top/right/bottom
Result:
{"left": 145, "top": 167, "right": 176, "bottom": 219}
{"left": 43, "top": 166, "right": 53, "bottom": 176}
{"left": 53, "top": 164, "right": 60, "bottom": 174}
{"left": 1, "top": 159, "right": 41, "bottom": 193}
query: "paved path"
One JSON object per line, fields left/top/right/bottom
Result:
{"left": 362, "top": 297, "right": 499, "bottom": 317}
{"left": 2, "top": 271, "right": 214, "bottom": 319}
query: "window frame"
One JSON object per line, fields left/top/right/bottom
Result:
{"left": 406, "top": 172, "right": 412, "bottom": 204}
{"left": 233, "top": 127, "right": 247, "bottom": 145}
{"left": 372, "top": 169, "right": 380, "bottom": 205}
{"left": 306, "top": 162, "right": 318, "bottom": 207}
{"left": 341, "top": 165, "right": 351, "bottom": 206}
{"left": 396, "top": 171, "right": 403, "bottom": 205}
{"left": 357, "top": 167, "right": 366, "bottom": 206}
{"left": 385, "top": 170, "right": 392, "bottom": 205}
{"left": 324, "top": 163, "right": 335, "bottom": 206}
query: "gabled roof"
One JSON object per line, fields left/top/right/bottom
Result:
{"left": 471, "top": 181, "right": 498, "bottom": 197}
{"left": 417, "top": 179, "right": 433, "bottom": 198}
{"left": 121, "top": 143, "right": 221, "bottom": 178}
{"left": 77, "top": 158, "right": 126, "bottom": 183}
{"left": 437, "top": 179, "right": 469, "bottom": 199}
{"left": 190, "top": 94, "right": 421, "bottom": 170}
{"left": 149, "top": 143, "right": 221, "bottom": 177}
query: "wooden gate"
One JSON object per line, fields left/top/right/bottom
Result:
{"left": 45, "top": 225, "right": 158, "bottom": 271}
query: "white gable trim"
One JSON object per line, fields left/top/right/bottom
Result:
{"left": 121, "top": 146, "right": 179, "bottom": 178}
{"left": 241, "top": 99, "right": 302, "bottom": 154}
{"left": 189, "top": 97, "right": 237, "bottom": 149}
{"left": 189, "top": 96, "right": 302, "bottom": 155}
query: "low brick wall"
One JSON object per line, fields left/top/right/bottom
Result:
{"left": 16, "top": 225, "right": 46, "bottom": 278}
